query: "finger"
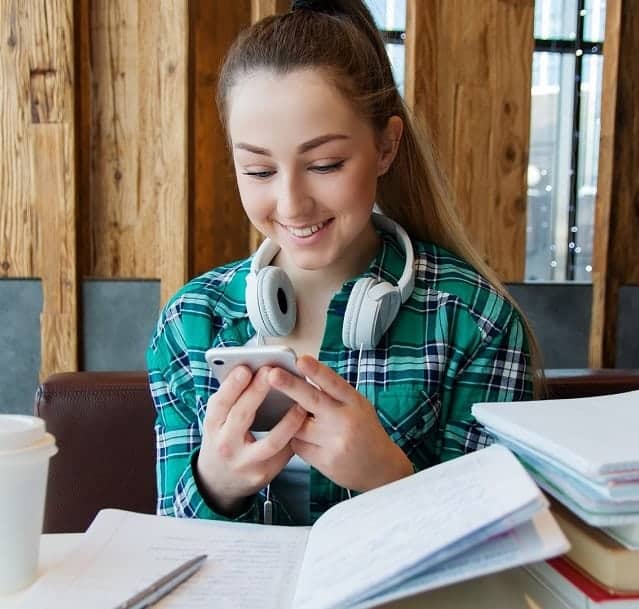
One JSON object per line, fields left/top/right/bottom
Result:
{"left": 261, "top": 444, "right": 296, "bottom": 484}
{"left": 290, "top": 437, "right": 321, "bottom": 467}
{"left": 248, "top": 404, "right": 307, "bottom": 462}
{"left": 224, "top": 366, "right": 272, "bottom": 435}
{"left": 267, "top": 366, "right": 338, "bottom": 416}
{"left": 295, "top": 355, "right": 355, "bottom": 403}
{"left": 204, "top": 365, "right": 252, "bottom": 429}
{"left": 291, "top": 416, "right": 322, "bottom": 446}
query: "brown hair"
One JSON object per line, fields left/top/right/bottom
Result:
{"left": 217, "top": 0, "right": 544, "bottom": 395}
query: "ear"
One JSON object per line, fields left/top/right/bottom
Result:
{"left": 376, "top": 115, "right": 403, "bottom": 177}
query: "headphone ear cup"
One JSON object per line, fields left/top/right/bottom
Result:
{"left": 246, "top": 266, "right": 296, "bottom": 337}
{"left": 342, "top": 277, "right": 380, "bottom": 350}
{"left": 343, "top": 278, "right": 401, "bottom": 350}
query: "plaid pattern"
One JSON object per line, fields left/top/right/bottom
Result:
{"left": 147, "top": 230, "right": 532, "bottom": 524}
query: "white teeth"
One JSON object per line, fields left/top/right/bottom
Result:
{"left": 285, "top": 220, "right": 328, "bottom": 237}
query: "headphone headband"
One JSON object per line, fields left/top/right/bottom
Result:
{"left": 250, "top": 213, "right": 414, "bottom": 304}
{"left": 246, "top": 212, "right": 416, "bottom": 348}
{"left": 368, "top": 213, "right": 415, "bottom": 303}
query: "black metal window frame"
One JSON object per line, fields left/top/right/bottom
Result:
{"left": 379, "top": 30, "right": 406, "bottom": 45}
{"left": 535, "top": 0, "right": 604, "bottom": 280}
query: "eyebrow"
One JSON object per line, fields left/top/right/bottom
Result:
{"left": 234, "top": 133, "right": 350, "bottom": 156}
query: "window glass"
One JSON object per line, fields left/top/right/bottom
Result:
{"left": 574, "top": 53, "right": 604, "bottom": 281}
{"left": 365, "top": 0, "right": 406, "bottom": 94}
{"left": 365, "top": 0, "right": 406, "bottom": 31}
{"left": 527, "top": 52, "right": 576, "bottom": 281}
{"left": 583, "top": 0, "right": 606, "bottom": 42}
{"left": 534, "top": 0, "right": 578, "bottom": 40}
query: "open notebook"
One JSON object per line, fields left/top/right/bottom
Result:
{"left": 18, "top": 445, "right": 568, "bottom": 609}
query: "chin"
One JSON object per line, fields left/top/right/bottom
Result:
{"left": 288, "top": 252, "right": 335, "bottom": 271}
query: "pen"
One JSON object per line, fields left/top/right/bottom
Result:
{"left": 112, "top": 554, "right": 208, "bottom": 609}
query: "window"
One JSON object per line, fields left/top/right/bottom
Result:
{"left": 526, "top": 0, "right": 606, "bottom": 281}
{"left": 364, "top": 0, "right": 406, "bottom": 94}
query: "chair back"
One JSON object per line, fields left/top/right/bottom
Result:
{"left": 35, "top": 372, "right": 156, "bottom": 533}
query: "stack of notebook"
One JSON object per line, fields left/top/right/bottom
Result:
{"left": 472, "top": 389, "right": 639, "bottom": 607}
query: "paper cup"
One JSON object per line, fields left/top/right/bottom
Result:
{"left": 0, "top": 415, "right": 57, "bottom": 595}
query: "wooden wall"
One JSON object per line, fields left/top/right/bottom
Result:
{"left": 405, "top": 0, "right": 533, "bottom": 282}
{"left": 1, "top": 0, "right": 637, "bottom": 378}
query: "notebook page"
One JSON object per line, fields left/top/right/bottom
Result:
{"left": 472, "top": 390, "right": 639, "bottom": 479}
{"left": 17, "top": 509, "right": 309, "bottom": 609}
{"left": 291, "top": 445, "right": 543, "bottom": 609}
{"left": 347, "top": 508, "right": 568, "bottom": 609}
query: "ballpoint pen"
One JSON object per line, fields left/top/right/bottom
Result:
{"left": 112, "top": 553, "right": 208, "bottom": 609}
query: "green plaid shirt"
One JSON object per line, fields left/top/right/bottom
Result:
{"left": 147, "top": 230, "right": 532, "bottom": 525}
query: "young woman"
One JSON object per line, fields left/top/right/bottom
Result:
{"left": 147, "top": 0, "right": 537, "bottom": 526}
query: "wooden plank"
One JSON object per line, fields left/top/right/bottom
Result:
{"left": 31, "top": 125, "right": 78, "bottom": 377}
{"left": 589, "top": 0, "right": 639, "bottom": 367}
{"left": 404, "top": 0, "right": 533, "bottom": 281}
{"left": 30, "top": 0, "right": 78, "bottom": 378}
{"left": 1, "top": 0, "right": 37, "bottom": 277}
{"left": 0, "top": 0, "right": 80, "bottom": 379}
{"left": 84, "top": 1, "right": 188, "bottom": 303}
{"left": 190, "top": 0, "right": 252, "bottom": 278}
{"left": 487, "top": 0, "right": 533, "bottom": 280}
{"left": 251, "top": 0, "right": 290, "bottom": 22}
{"left": 139, "top": 1, "right": 189, "bottom": 304}
{"left": 452, "top": 84, "right": 492, "bottom": 262}
{"left": 86, "top": 1, "right": 140, "bottom": 278}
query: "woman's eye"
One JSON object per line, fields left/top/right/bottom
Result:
{"left": 309, "top": 161, "right": 345, "bottom": 174}
{"left": 242, "top": 170, "right": 275, "bottom": 179}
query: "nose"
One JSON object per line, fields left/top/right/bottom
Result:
{"left": 277, "top": 169, "right": 313, "bottom": 219}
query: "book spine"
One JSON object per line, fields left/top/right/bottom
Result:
{"left": 526, "top": 562, "right": 588, "bottom": 609}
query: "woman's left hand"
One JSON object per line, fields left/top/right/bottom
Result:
{"left": 267, "top": 354, "right": 414, "bottom": 492}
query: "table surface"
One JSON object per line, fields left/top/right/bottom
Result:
{"left": 0, "top": 535, "right": 563, "bottom": 609}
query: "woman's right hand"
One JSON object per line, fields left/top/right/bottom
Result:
{"left": 195, "top": 365, "right": 307, "bottom": 516}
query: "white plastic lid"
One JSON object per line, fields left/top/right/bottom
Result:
{"left": 0, "top": 415, "right": 46, "bottom": 451}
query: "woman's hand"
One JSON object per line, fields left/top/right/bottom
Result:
{"left": 268, "top": 355, "right": 414, "bottom": 492}
{"left": 196, "top": 365, "right": 307, "bottom": 515}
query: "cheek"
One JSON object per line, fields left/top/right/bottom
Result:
{"left": 237, "top": 180, "right": 271, "bottom": 221}
{"left": 335, "top": 162, "right": 378, "bottom": 204}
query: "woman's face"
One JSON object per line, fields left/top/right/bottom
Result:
{"left": 227, "top": 68, "right": 396, "bottom": 275}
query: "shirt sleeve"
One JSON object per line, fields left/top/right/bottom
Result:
{"left": 146, "top": 305, "right": 263, "bottom": 523}
{"left": 438, "top": 309, "right": 533, "bottom": 462}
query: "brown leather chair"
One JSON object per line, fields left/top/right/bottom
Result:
{"left": 543, "top": 368, "right": 639, "bottom": 399}
{"left": 34, "top": 372, "right": 156, "bottom": 533}
{"left": 34, "top": 368, "right": 639, "bottom": 533}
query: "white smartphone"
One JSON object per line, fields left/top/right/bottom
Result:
{"left": 205, "top": 345, "right": 301, "bottom": 431}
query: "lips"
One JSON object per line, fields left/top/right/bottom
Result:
{"left": 281, "top": 218, "right": 333, "bottom": 238}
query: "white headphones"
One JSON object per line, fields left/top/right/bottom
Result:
{"left": 245, "top": 213, "right": 415, "bottom": 350}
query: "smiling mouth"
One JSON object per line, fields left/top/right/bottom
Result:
{"left": 281, "top": 218, "right": 333, "bottom": 238}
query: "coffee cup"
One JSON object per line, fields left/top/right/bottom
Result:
{"left": 0, "top": 415, "right": 57, "bottom": 595}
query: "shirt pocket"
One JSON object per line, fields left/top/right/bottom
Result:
{"left": 374, "top": 386, "right": 441, "bottom": 458}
